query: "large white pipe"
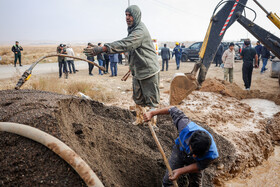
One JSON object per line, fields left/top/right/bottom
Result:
{"left": 0, "top": 122, "right": 104, "bottom": 187}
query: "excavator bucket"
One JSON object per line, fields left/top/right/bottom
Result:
{"left": 169, "top": 62, "right": 204, "bottom": 105}
{"left": 169, "top": 73, "right": 199, "bottom": 105}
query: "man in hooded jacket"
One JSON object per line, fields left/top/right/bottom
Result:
{"left": 84, "top": 5, "right": 160, "bottom": 126}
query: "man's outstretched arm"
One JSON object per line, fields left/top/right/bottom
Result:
{"left": 143, "top": 106, "right": 173, "bottom": 122}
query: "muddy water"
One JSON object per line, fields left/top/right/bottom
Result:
{"left": 225, "top": 146, "right": 280, "bottom": 187}
{"left": 225, "top": 99, "right": 280, "bottom": 187}
{"left": 241, "top": 99, "right": 280, "bottom": 118}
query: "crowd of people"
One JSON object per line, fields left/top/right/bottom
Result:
{"left": 220, "top": 40, "right": 271, "bottom": 90}
{"left": 56, "top": 42, "right": 124, "bottom": 79}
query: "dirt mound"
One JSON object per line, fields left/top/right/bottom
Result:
{"left": 0, "top": 89, "right": 236, "bottom": 187}
{"left": 200, "top": 78, "right": 280, "bottom": 105}
{"left": 267, "top": 112, "right": 280, "bottom": 143}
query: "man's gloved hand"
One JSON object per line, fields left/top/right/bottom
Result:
{"left": 83, "top": 45, "right": 104, "bottom": 57}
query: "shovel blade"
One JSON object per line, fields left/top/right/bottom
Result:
{"left": 169, "top": 73, "right": 199, "bottom": 105}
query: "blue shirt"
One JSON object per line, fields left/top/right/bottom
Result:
{"left": 172, "top": 46, "right": 182, "bottom": 57}
{"left": 169, "top": 107, "right": 219, "bottom": 162}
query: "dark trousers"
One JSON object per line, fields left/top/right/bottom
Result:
{"left": 14, "top": 54, "right": 21, "bottom": 66}
{"left": 163, "top": 145, "right": 202, "bottom": 187}
{"left": 110, "top": 62, "right": 118, "bottom": 76}
{"left": 162, "top": 59, "right": 169, "bottom": 71}
{"left": 104, "top": 59, "right": 109, "bottom": 73}
{"left": 215, "top": 55, "right": 222, "bottom": 66}
{"left": 58, "top": 60, "right": 68, "bottom": 77}
{"left": 87, "top": 57, "right": 94, "bottom": 74}
{"left": 175, "top": 56, "right": 181, "bottom": 69}
{"left": 67, "top": 60, "right": 76, "bottom": 73}
{"left": 242, "top": 62, "right": 253, "bottom": 89}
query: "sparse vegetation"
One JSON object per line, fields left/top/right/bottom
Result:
{"left": 29, "top": 77, "right": 115, "bottom": 102}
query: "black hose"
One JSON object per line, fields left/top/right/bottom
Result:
{"left": 212, "top": 0, "right": 257, "bottom": 22}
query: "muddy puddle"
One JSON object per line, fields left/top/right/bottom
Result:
{"left": 225, "top": 99, "right": 280, "bottom": 187}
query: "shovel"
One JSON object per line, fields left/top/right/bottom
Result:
{"left": 147, "top": 120, "right": 179, "bottom": 187}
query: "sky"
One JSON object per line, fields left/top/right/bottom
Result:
{"left": 0, "top": 0, "right": 280, "bottom": 45}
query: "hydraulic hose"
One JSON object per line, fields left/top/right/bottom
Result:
{"left": 15, "top": 54, "right": 106, "bottom": 90}
{"left": 0, "top": 122, "right": 104, "bottom": 187}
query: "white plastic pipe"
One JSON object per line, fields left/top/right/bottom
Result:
{"left": 0, "top": 122, "right": 104, "bottom": 187}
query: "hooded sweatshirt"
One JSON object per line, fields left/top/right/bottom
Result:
{"left": 104, "top": 5, "right": 159, "bottom": 80}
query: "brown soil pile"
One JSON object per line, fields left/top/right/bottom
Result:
{"left": 200, "top": 78, "right": 280, "bottom": 105}
{"left": 267, "top": 112, "right": 280, "bottom": 143}
{"left": 0, "top": 89, "right": 236, "bottom": 187}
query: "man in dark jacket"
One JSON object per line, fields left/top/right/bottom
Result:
{"left": 214, "top": 44, "right": 224, "bottom": 67}
{"left": 255, "top": 41, "right": 262, "bottom": 67}
{"left": 260, "top": 46, "right": 270, "bottom": 73}
{"left": 57, "top": 44, "right": 68, "bottom": 79}
{"left": 144, "top": 107, "right": 219, "bottom": 187}
{"left": 240, "top": 40, "right": 258, "bottom": 90}
{"left": 161, "top": 44, "right": 170, "bottom": 71}
{"left": 103, "top": 53, "right": 110, "bottom": 74}
{"left": 84, "top": 5, "right": 160, "bottom": 126}
{"left": 11, "top": 41, "right": 23, "bottom": 67}
{"left": 172, "top": 42, "right": 182, "bottom": 70}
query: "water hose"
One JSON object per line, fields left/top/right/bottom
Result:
{"left": 0, "top": 122, "right": 104, "bottom": 187}
{"left": 15, "top": 54, "right": 106, "bottom": 90}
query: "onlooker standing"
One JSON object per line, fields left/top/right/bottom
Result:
{"left": 66, "top": 44, "right": 76, "bottom": 74}
{"left": 85, "top": 43, "right": 95, "bottom": 76}
{"left": 260, "top": 46, "right": 270, "bottom": 74}
{"left": 214, "top": 44, "right": 224, "bottom": 67}
{"left": 103, "top": 53, "right": 110, "bottom": 74}
{"left": 172, "top": 42, "right": 182, "bottom": 70}
{"left": 109, "top": 53, "right": 119, "bottom": 77}
{"left": 181, "top": 43, "right": 186, "bottom": 48}
{"left": 118, "top": 53, "right": 123, "bottom": 64}
{"left": 240, "top": 40, "right": 258, "bottom": 90}
{"left": 222, "top": 43, "right": 235, "bottom": 83}
{"left": 161, "top": 44, "right": 170, "bottom": 71}
{"left": 11, "top": 41, "right": 23, "bottom": 67}
{"left": 57, "top": 44, "right": 68, "bottom": 79}
{"left": 255, "top": 41, "right": 262, "bottom": 67}
{"left": 97, "top": 43, "right": 104, "bottom": 75}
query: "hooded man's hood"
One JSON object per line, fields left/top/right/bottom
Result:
{"left": 125, "top": 5, "right": 142, "bottom": 34}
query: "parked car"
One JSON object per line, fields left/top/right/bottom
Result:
{"left": 181, "top": 41, "right": 230, "bottom": 62}
{"left": 181, "top": 42, "right": 203, "bottom": 62}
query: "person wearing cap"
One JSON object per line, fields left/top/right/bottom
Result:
{"left": 240, "top": 39, "right": 258, "bottom": 90}
{"left": 66, "top": 44, "right": 76, "bottom": 74}
{"left": 222, "top": 42, "right": 235, "bottom": 83}
{"left": 83, "top": 5, "right": 160, "bottom": 126}
{"left": 172, "top": 42, "right": 182, "bottom": 70}
{"left": 57, "top": 44, "right": 68, "bottom": 79}
{"left": 11, "top": 41, "right": 23, "bottom": 67}
{"left": 144, "top": 106, "right": 219, "bottom": 187}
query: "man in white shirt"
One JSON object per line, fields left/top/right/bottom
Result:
{"left": 66, "top": 44, "right": 76, "bottom": 74}
{"left": 222, "top": 43, "right": 235, "bottom": 83}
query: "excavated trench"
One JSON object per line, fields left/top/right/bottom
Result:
{"left": 0, "top": 78, "right": 279, "bottom": 186}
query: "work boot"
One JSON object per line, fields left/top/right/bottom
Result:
{"left": 133, "top": 104, "right": 146, "bottom": 125}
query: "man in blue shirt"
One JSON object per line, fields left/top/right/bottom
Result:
{"left": 144, "top": 106, "right": 219, "bottom": 187}
{"left": 172, "top": 42, "right": 182, "bottom": 70}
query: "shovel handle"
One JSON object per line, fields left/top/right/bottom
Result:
{"left": 147, "top": 122, "right": 179, "bottom": 187}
